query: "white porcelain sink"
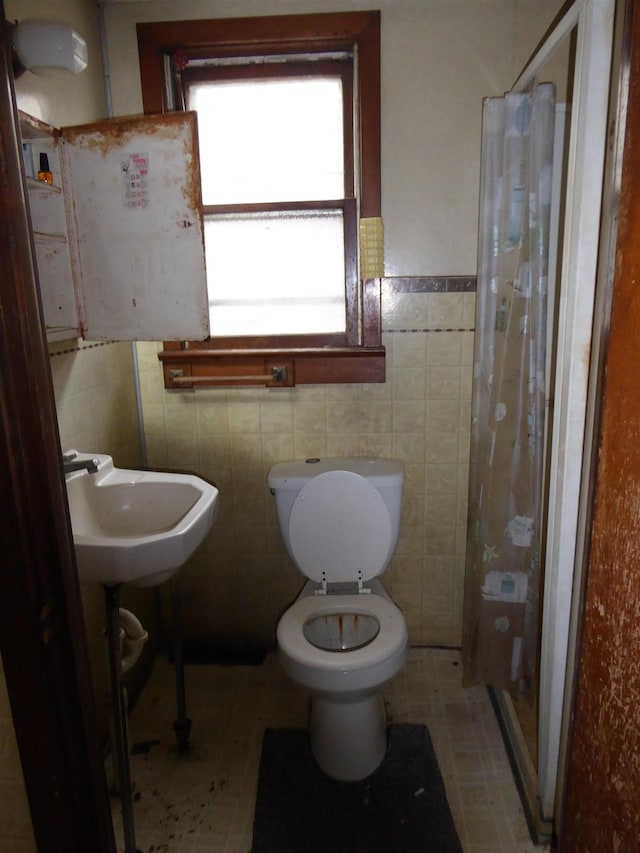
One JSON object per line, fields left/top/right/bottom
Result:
{"left": 65, "top": 453, "right": 219, "bottom": 587}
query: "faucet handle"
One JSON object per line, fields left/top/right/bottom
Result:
{"left": 62, "top": 449, "right": 78, "bottom": 463}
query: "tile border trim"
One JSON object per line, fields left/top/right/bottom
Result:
{"left": 382, "top": 276, "right": 477, "bottom": 293}
{"left": 48, "top": 340, "right": 117, "bottom": 358}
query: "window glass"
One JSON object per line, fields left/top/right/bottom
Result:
{"left": 190, "top": 71, "right": 348, "bottom": 337}
{"left": 204, "top": 209, "right": 346, "bottom": 336}
{"left": 189, "top": 76, "right": 345, "bottom": 205}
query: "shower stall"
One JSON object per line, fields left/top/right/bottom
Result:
{"left": 463, "top": 0, "right": 622, "bottom": 838}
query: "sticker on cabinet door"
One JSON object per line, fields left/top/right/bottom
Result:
{"left": 122, "top": 153, "right": 149, "bottom": 210}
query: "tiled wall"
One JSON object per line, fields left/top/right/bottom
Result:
{"left": 50, "top": 340, "right": 139, "bottom": 461}
{"left": 138, "top": 279, "right": 475, "bottom": 649}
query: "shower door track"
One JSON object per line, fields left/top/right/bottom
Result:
{"left": 489, "top": 688, "right": 553, "bottom": 844}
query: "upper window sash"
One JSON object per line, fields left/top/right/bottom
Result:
{"left": 137, "top": 11, "right": 381, "bottom": 218}
{"left": 181, "top": 59, "right": 355, "bottom": 203}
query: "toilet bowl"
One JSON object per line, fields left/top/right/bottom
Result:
{"left": 268, "top": 458, "right": 408, "bottom": 781}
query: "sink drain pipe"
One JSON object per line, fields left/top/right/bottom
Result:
{"left": 106, "top": 607, "right": 148, "bottom": 794}
{"left": 119, "top": 607, "right": 149, "bottom": 674}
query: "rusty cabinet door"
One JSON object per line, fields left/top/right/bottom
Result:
{"left": 61, "top": 112, "right": 209, "bottom": 341}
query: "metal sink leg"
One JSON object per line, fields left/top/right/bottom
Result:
{"left": 170, "top": 573, "right": 191, "bottom": 751}
{"left": 104, "top": 583, "right": 142, "bottom": 853}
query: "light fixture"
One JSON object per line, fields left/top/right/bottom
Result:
{"left": 11, "top": 20, "right": 88, "bottom": 76}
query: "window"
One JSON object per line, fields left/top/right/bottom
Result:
{"left": 137, "top": 12, "right": 383, "bottom": 387}
{"left": 189, "top": 61, "right": 356, "bottom": 342}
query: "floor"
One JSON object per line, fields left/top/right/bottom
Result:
{"left": 112, "top": 647, "right": 550, "bottom": 852}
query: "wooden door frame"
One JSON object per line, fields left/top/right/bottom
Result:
{"left": 0, "top": 8, "right": 114, "bottom": 851}
{"left": 559, "top": 0, "right": 640, "bottom": 847}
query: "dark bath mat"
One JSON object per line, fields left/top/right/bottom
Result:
{"left": 251, "top": 724, "right": 463, "bottom": 853}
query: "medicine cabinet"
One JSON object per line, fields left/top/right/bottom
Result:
{"left": 19, "top": 111, "right": 209, "bottom": 342}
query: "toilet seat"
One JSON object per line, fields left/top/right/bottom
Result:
{"left": 277, "top": 591, "right": 406, "bottom": 672}
{"left": 288, "top": 470, "right": 392, "bottom": 585}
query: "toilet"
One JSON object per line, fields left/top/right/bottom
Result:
{"left": 268, "top": 457, "right": 408, "bottom": 781}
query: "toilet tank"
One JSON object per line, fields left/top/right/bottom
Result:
{"left": 267, "top": 458, "right": 404, "bottom": 565}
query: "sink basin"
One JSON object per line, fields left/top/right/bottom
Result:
{"left": 65, "top": 453, "right": 219, "bottom": 586}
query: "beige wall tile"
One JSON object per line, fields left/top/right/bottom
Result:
{"left": 326, "top": 401, "right": 360, "bottom": 433}
{"left": 227, "top": 400, "right": 261, "bottom": 434}
{"left": 428, "top": 399, "right": 461, "bottom": 434}
{"left": 392, "top": 432, "right": 426, "bottom": 463}
{"left": 294, "top": 433, "right": 328, "bottom": 459}
{"left": 166, "top": 433, "right": 199, "bottom": 470}
{"left": 392, "top": 367, "right": 427, "bottom": 401}
{"left": 359, "top": 400, "right": 393, "bottom": 433}
{"left": 359, "top": 434, "right": 393, "bottom": 457}
{"left": 262, "top": 433, "right": 296, "bottom": 465}
{"left": 428, "top": 292, "right": 464, "bottom": 329}
{"left": 425, "top": 494, "right": 457, "bottom": 527}
{"left": 393, "top": 401, "right": 426, "bottom": 433}
{"left": 426, "top": 432, "right": 459, "bottom": 465}
{"left": 391, "top": 553, "right": 423, "bottom": 585}
{"left": 462, "top": 292, "right": 477, "bottom": 328}
{"left": 425, "top": 463, "right": 459, "bottom": 495}
{"left": 394, "top": 333, "right": 428, "bottom": 367}
{"left": 403, "top": 463, "right": 425, "bottom": 495}
{"left": 428, "top": 332, "right": 463, "bottom": 365}
{"left": 230, "top": 433, "right": 263, "bottom": 466}
{"left": 395, "top": 524, "right": 426, "bottom": 558}
{"left": 382, "top": 290, "right": 428, "bottom": 331}
{"left": 402, "top": 493, "right": 425, "bottom": 527}
{"left": 427, "top": 366, "right": 462, "bottom": 400}
{"left": 293, "top": 401, "right": 326, "bottom": 433}
{"left": 327, "top": 434, "right": 361, "bottom": 456}
{"left": 425, "top": 525, "right": 457, "bottom": 556}
{"left": 197, "top": 397, "right": 230, "bottom": 434}
{"left": 260, "top": 395, "right": 294, "bottom": 434}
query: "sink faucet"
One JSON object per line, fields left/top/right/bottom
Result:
{"left": 63, "top": 451, "right": 99, "bottom": 475}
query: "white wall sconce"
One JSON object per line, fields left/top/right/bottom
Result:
{"left": 11, "top": 20, "right": 88, "bottom": 76}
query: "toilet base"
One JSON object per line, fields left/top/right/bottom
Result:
{"left": 309, "top": 692, "right": 387, "bottom": 781}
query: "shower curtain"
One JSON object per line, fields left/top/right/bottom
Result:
{"left": 463, "top": 83, "right": 556, "bottom": 696}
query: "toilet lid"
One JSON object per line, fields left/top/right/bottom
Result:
{"left": 288, "top": 470, "right": 392, "bottom": 584}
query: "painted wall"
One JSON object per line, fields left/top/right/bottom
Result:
{"left": 105, "top": 0, "right": 564, "bottom": 653}
{"left": 105, "top": 0, "right": 563, "bottom": 276}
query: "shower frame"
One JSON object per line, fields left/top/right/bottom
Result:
{"left": 489, "top": 0, "right": 629, "bottom": 836}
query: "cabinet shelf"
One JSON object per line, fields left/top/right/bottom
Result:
{"left": 26, "top": 176, "right": 62, "bottom": 195}
{"left": 34, "top": 231, "right": 67, "bottom": 244}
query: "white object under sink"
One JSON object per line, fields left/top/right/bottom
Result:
{"left": 65, "top": 452, "right": 219, "bottom": 586}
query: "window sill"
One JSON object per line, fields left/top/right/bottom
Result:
{"left": 158, "top": 346, "right": 385, "bottom": 388}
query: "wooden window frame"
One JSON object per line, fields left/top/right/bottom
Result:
{"left": 137, "top": 11, "right": 384, "bottom": 387}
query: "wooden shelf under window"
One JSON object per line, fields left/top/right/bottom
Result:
{"left": 159, "top": 346, "right": 385, "bottom": 388}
